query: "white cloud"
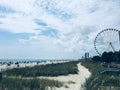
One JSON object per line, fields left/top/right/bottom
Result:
{"left": 0, "top": 0, "right": 120, "bottom": 59}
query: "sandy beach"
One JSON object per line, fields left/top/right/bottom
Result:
{"left": 0, "top": 60, "right": 70, "bottom": 71}
{"left": 39, "top": 63, "right": 91, "bottom": 90}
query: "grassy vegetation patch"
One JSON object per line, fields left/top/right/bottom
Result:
{"left": 81, "top": 60, "right": 120, "bottom": 90}
{"left": 0, "top": 77, "right": 63, "bottom": 90}
{"left": 3, "top": 61, "right": 79, "bottom": 77}
{"left": 0, "top": 61, "right": 79, "bottom": 90}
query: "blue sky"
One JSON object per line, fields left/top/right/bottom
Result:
{"left": 0, "top": 0, "right": 120, "bottom": 59}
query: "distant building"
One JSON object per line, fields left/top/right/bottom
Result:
{"left": 0, "top": 72, "right": 2, "bottom": 79}
{"left": 84, "top": 52, "right": 89, "bottom": 60}
{"left": 81, "top": 56, "right": 84, "bottom": 59}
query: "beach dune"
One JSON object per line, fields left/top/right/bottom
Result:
{"left": 0, "top": 61, "right": 91, "bottom": 90}
{"left": 39, "top": 63, "right": 91, "bottom": 90}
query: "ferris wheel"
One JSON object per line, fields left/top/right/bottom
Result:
{"left": 94, "top": 28, "right": 120, "bottom": 56}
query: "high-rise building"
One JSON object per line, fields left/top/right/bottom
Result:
{"left": 84, "top": 52, "right": 89, "bottom": 60}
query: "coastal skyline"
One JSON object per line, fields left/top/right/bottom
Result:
{"left": 0, "top": 0, "right": 120, "bottom": 59}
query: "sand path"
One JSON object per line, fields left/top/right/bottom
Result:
{"left": 39, "top": 63, "right": 91, "bottom": 90}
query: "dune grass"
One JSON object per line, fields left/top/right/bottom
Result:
{"left": 0, "top": 77, "right": 63, "bottom": 90}
{"left": 0, "top": 61, "right": 79, "bottom": 90}
{"left": 3, "top": 61, "right": 79, "bottom": 77}
{"left": 81, "top": 60, "right": 120, "bottom": 90}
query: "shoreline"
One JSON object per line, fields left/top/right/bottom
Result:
{"left": 0, "top": 60, "right": 72, "bottom": 71}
